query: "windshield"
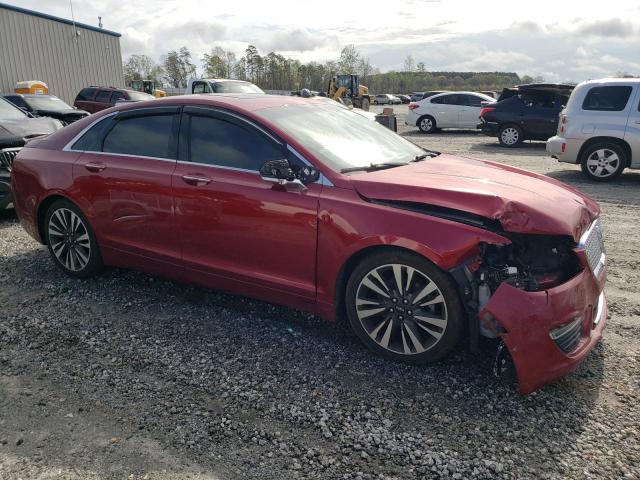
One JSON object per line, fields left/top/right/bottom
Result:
{"left": 0, "top": 98, "right": 27, "bottom": 120}
{"left": 127, "top": 91, "right": 155, "bottom": 101}
{"left": 256, "top": 103, "right": 425, "bottom": 172}
{"left": 216, "top": 82, "right": 264, "bottom": 94}
{"left": 24, "top": 95, "right": 72, "bottom": 110}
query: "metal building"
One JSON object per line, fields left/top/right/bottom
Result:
{"left": 0, "top": 2, "right": 123, "bottom": 104}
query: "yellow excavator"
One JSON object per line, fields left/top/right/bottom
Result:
{"left": 327, "top": 74, "right": 371, "bottom": 111}
{"left": 128, "top": 80, "right": 166, "bottom": 98}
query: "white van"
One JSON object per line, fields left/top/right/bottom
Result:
{"left": 184, "top": 78, "right": 264, "bottom": 95}
{"left": 547, "top": 78, "right": 640, "bottom": 181}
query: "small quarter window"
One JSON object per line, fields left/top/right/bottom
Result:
{"left": 582, "top": 86, "right": 632, "bottom": 111}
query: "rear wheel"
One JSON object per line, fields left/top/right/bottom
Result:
{"left": 44, "top": 199, "right": 103, "bottom": 278}
{"left": 580, "top": 142, "right": 626, "bottom": 181}
{"left": 498, "top": 124, "right": 523, "bottom": 147}
{"left": 346, "top": 250, "right": 462, "bottom": 364}
{"left": 418, "top": 115, "right": 436, "bottom": 133}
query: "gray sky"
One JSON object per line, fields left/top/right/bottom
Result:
{"left": 11, "top": 0, "right": 640, "bottom": 81}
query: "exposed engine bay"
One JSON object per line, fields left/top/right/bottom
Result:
{"left": 453, "top": 234, "right": 582, "bottom": 340}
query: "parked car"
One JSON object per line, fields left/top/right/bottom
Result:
{"left": 185, "top": 78, "right": 264, "bottom": 95}
{"left": 398, "top": 95, "right": 411, "bottom": 104}
{"left": 409, "top": 91, "right": 449, "bottom": 102}
{"left": 374, "top": 94, "right": 402, "bottom": 105}
{"left": 2, "top": 93, "right": 89, "bottom": 125}
{"left": 547, "top": 78, "right": 640, "bottom": 181}
{"left": 406, "top": 91, "right": 496, "bottom": 133}
{"left": 74, "top": 87, "right": 155, "bottom": 114}
{"left": 479, "top": 84, "right": 574, "bottom": 147}
{"left": 477, "top": 91, "right": 497, "bottom": 99}
{"left": 11, "top": 94, "right": 607, "bottom": 394}
{"left": 0, "top": 97, "right": 62, "bottom": 209}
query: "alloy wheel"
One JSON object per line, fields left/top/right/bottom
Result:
{"left": 355, "top": 264, "right": 448, "bottom": 355}
{"left": 500, "top": 127, "right": 519, "bottom": 145}
{"left": 48, "top": 208, "right": 91, "bottom": 272}
{"left": 420, "top": 118, "right": 433, "bottom": 131}
{"left": 585, "top": 149, "right": 620, "bottom": 178}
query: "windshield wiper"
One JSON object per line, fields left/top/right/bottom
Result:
{"left": 340, "top": 162, "right": 408, "bottom": 173}
{"left": 411, "top": 151, "right": 440, "bottom": 162}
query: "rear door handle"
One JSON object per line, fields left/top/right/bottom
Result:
{"left": 85, "top": 161, "right": 106, "bottom": 172}
{"left": 181, "top": 174, "right": 211, "bottom": 186}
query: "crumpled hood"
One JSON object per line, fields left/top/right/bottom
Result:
{"left": 0, "top": 116, "right": 62, "bottom": 140}
{"left": 350, "top": 154, "right": 600, "bottom": 242}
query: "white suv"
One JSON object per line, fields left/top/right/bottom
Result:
{"left": 547, "top": 78, "right": 640, "bottom": 181}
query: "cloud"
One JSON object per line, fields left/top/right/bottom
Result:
{"left": 258, "top": 27, "right": 338, "bottom": 53}
{"left": 575, "top": 18, "right": 636, "bottom": 38}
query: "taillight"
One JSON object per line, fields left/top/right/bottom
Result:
{"left": 479, "top": 107, "right": 495, "bottom": 118}
{"left": 408, "top": 103, "right": 419, "bottom": 110}
{"left": 559, "top": 114, "right": 567, "bottom": 134}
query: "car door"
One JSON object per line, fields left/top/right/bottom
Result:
{"left": 72, "top": 106, "right": 182, "bottom": 266}
{"left": 456, "top": 94, "right": 485, "bottom": 128}
{"left": 518, "top": 93, "right": 562, "bottom": 139}
{"left": 172, "top": 106, "right": 320, "bottom": 300}
{"left": 428, "top": 94, "right": 458, "bottom": 127}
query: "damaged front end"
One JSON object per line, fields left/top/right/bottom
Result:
{"left": 452, "top": 220, "right": 607, "bottom": 394}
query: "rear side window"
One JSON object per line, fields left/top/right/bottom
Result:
{"left": 103, "top": 114, "right": 175, "bottom": 158}
{"left": 188, "top": 114, "right": 283, "bottom": 171}
{"left": 76, "top": 88, "right": 96, "bottom": 101}
{"left": 95, "top": 90, "right": 111, "bottom": 103}
{"left": 582, "top": 86, "right": 632, "bottom": 111}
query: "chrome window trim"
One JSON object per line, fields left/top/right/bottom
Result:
{"left": 76, "top": 150, "right": 177, "bottom": 163}
{"left": 176, "top": 160, "right": 258, "bottom": 175}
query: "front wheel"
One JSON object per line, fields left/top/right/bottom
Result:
{"left": 498, "top": 124, "right": 523, "bottom": 147}
{"left": 346, "top": 250, "right": 463, "bottom": 364}
{"left": 44, "top": 199, "right": 103, "bottom": 277}
{"left": 580, "top": 142, "right": 626, "bottom": 182}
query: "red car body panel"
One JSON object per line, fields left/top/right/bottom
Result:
{"left": 10, "top": 95, "right": 607, "bottom": 394}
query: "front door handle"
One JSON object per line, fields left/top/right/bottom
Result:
{"left": 85, "top": 161, "right": 106, "bottom": 173}
{"left": 181, "top": 174, "right": 211, "bottom": 186}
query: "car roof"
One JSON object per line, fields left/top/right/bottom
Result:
{"left": 578, "top": 77, "right": 640, "bottom": 86}
{"left": 109, "top": 93, "right": 331, "bottom": 113}
{"left": 197, "top": 78, "right": 253, "bottom": 84}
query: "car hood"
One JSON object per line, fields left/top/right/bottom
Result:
{"left": 33, "top": 108, "right": 89, "bottom": 118}
{"left": 349, "top": 154, "right": 599, "bottom": 242}
{"left": 0, "top": 116, "right": 62, "bottom": 140}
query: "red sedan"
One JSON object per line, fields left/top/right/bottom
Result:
{"left": 10, "top": 95, "right": 607, "bottom": 394}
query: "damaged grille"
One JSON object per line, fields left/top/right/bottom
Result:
{"left": 550, "top": 317, "right": 582, "bottom": 353}
{"left": 0, "top": 147, "right": 21, "bottom": 172}
{"left": 579, "top": 219, "right": 605, "bottom": 275}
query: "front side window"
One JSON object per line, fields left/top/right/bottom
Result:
{"left": 110, "top": 92, "right": 125, "bottom": 105}
{"left": 103, "top": 114, "right": 175, "bottom": 158}
{"left": 95, "top": 90, "right": 111, "bottom": 103}
{"left": 188, "top": 114, "right": 283, "bottom": 171}
{"left": 582, "top": 86, "right": 632, "bottom": 111}
{"left": 192, "top": 82, "right": 210, "bottom": 94}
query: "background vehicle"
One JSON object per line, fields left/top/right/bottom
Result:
{"left": 11, "top": 94, "right": 606, "bottom": 394}
{"left": 0, "top": 97, "right": 62, "bottom": 209}
{"left": 547, "top": 78, "right": 640, "bottom": 181}
{"left": 479, "top": 84, "right": 574, "bottom": 147}
{"left": 327, "top": 74, "right": 372, "bottom": 111}
{"left": 374, "top": 94, "right": 402, "bottom": 105}
{"left": 128, "top": 79, "right": 166, "bottom": 98}
{"left": 406, "top": 91, "right": 495, "bottom": 133}
{"left": 477, "top": 90, "right": 497, "bottom": 99}
{"left": 185, "top": 78, "right": 264, "bottom": 95}
{"left": 410, "top": 91, "right": 449, "bottom": 102}
{"left": 398, "top": 95, "right": 411, "bottom": 104}
{"left": 2, "top": 93, "right": 89, "bottom": 124}
{"left": 74, "top": 87, "right": 155, "bottom": 113}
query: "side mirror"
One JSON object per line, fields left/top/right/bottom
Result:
{"left": 259, "top": 159, "right": 321, "bottom": 193}
{"left": 259, "top": 159, "right": 295, "bottom": 181}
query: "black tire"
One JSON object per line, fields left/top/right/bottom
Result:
{"left": 345, "top": 249, "right": 463, "bottom": 364}
{"left": 44, "top": 199, "right": 103, "bottom": 278}
{"left": 498, "top": 124, "right": 523, "bottom": 147}
{"left": 417, "top": 115, "right": 437, "bottom": 134}
{"left": 580, "top": 142, "right": 626, "bottom": 182}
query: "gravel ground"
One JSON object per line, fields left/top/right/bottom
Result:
{"left": 0, "top": 105, "right": 638, "bottom": 479}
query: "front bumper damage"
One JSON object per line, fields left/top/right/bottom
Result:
{"left": 480, "top": 268, "right": 606, "bottom": 394}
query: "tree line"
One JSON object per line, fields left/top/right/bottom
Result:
{"left": 123, "top": 44, "right": 527, "bottom": 94}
